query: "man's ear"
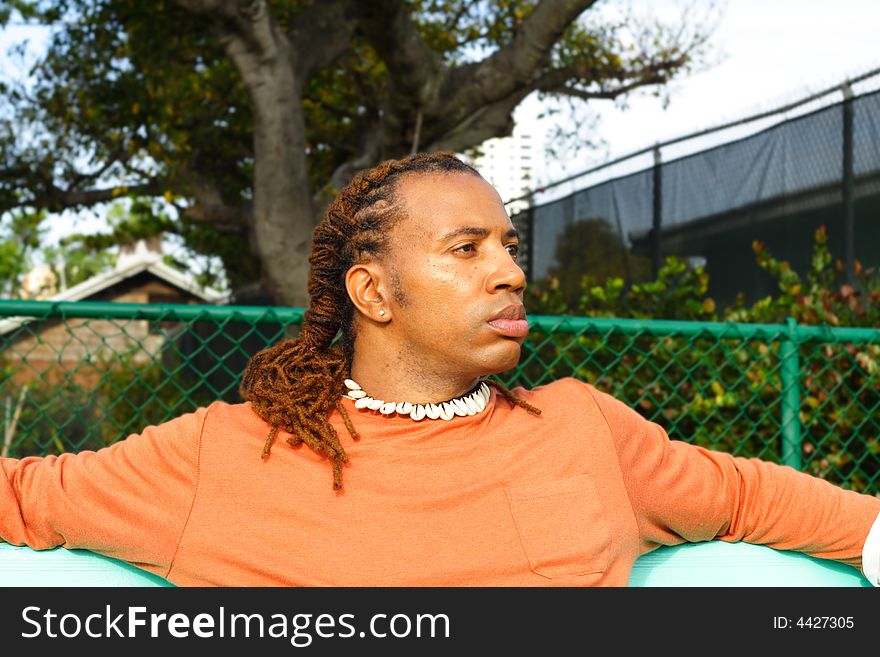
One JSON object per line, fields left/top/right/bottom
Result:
{"left": 345, "top": 263, "right": 391, "bottom": 322}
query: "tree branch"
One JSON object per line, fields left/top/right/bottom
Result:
{"left": 287, "top": 0, "right": 357, "bottom": 80}
{"left": 444, "top": 0, "right": 480, "bottom": 34}
{"left": 172, "top": 0, "right": 280, "bottom": 68}
{"left": 354, "top": 0, "right": 445, "bottom": 104}
{"left": 37, "top": 183, "right": 162, "bottom": 209}
{"left": 425, "top": 88, "right": 532, "bottom": 154}
{"left": 68, "top": 151, "right": 126, "bottom": 190}
{"left": 171, "top": 0, "right": 239, "bottom": 19}
{"left": 319, "top": 126, "right": 384, "bottom": 206}
{"left": 401, "top": 0, "right": 596, "bottom": 150}
{"left": 536, "top": 52, "right": 691, "bottom": 100}
{"left": 181, "top": 171, "right": 252, "bottom": 231}
{"left": 442, "top": 0, "right": 598, "bottom": 110}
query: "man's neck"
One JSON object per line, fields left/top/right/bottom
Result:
{"left": 348, "top": 356, "right": 480, "bottom": 405}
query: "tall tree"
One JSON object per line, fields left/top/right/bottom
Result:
{"left": 0, "top": 0, "right": 714, "bottom": 305}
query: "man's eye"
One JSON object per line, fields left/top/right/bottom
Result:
{"left": 506, "top": 244, "right": 519, "bottom": 259}
{"left": 454, "top": 243, "right": 476, "bottom": 254}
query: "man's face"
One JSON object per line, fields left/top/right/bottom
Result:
{"left": 378, "top": 171, "right": 527, "bottom": 379}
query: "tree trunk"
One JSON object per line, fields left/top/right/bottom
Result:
{"left": 209, "top": 6, "right": 316, "bottom": 307}
{"left": 247, "top": 53, "right": 315, "bottom": 308}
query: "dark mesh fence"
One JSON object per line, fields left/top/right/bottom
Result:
{"left": 515, "top": 80, "right": 880, "bottom": 308}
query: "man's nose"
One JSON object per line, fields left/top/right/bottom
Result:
{"left": 486, "top": 248, "right": 526, "bottom": 293}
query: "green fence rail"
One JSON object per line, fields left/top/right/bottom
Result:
{"left": 2, "top": 300, "right": 879, "bottom": 494}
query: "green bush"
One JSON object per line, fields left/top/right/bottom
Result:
{"left": 1, "top": 350, "right": 216, "bottom": 459}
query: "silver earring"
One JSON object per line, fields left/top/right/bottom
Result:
{"left": 379, "top": 309, "right": 386, "bottom": 316}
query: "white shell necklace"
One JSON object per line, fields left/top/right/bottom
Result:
{"left": 342, "top": 378, "right": 491, "bottom": 421}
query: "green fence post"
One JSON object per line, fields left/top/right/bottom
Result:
{"left": 780, "top": 317, "right": 802, "bottom": 470}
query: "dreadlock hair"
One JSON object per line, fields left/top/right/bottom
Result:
{"left": 239, "top": 151, "right": 541, "bottom": 490}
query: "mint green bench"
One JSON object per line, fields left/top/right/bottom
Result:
{"left": 0, "top": 541, "right": 871, "bottom": 586}
{"left": 0, "top": 542, "right": 173, "bottom": 586}
{"left": 628, "top": 540, "right": 872, "bottom": 586}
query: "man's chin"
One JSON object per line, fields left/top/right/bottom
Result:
{"left": 477, "top": 345, "right": 523, "bottom": 376}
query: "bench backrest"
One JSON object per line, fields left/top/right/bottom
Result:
{"left": 0, "top": 540, "right": 871, "bottom": 587}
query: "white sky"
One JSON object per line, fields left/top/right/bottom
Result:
{"left": 3, "top": 0, "right": 880, "bottom": 231}
{"left": 519, "top": 0, "right": 880, "bottom": 200}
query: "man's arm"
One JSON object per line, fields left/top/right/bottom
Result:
{"left": 585, "top": 384, "right": 880, "bottom": 583}
{"left": 0, "top": 405, "right": 207, "bottom": 579}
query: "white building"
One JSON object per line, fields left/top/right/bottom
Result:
{"left": 464, "top": 129, "right": 537, "bottom": 215}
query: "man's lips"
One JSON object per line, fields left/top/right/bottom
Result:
{"left": 487, "top": 304, "right": 529, "bottom": 338}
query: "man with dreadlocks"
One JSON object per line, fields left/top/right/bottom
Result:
{"left": 2, "top": 152, "right": 879, "bottom": 586}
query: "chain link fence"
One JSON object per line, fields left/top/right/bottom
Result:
{"left": 512, "top": 70, "right": 880, "bottom": 309}
{"left": 2, "top": 300, "right": 878, "bottom": 494}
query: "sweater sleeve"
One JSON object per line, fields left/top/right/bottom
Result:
{"left": 585, "top": 384, "right": 880, "bottom": 572}
{"left": 0, "top": 405, "right": 208, "bottom": 579}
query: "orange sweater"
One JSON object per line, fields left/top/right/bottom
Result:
{"left": 2, "top": 378, "right": 878, "bottom": 586}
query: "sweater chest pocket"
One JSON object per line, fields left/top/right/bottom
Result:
{"left": 506, "top": 474, "right": 612, "bottom": 578}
